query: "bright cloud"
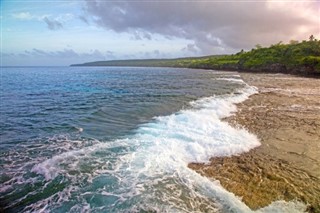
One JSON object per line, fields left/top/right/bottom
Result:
{"left": 12, "top": 12, "right": 34, "bottom": 20}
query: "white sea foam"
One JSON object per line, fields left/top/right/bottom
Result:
{"left": 216, "top": 77, "right": 245, "bottom": 83}
{"left": 135, "top": 86, "right": 260, "bottom": 164}
{"left": 257, "top": 200, "right": 307, "bottom": 213}
{"left": 28, "top": 83, "right": 306, "bottom": 212}
{"left": 32, "top": 85, "right": 258, "bottom": 180}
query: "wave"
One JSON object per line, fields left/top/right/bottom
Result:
{"left": 32, "top": 83, "right": 259, "bottom": 179}
{"left": 13, "top": 82, "right": 306, "bottom": 212}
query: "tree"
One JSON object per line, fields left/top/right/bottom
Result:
{"left": 236, "top": 49, "right": 245, "bottom": 55}
{"left": 309, "top": 35, "right": 315, "bottom": 41}
{"left": 277, "top": 41, "right": 283, "bottom": 45}
{"left": 290, "top": 40, "right": 299, "bottom": 45}
{"left": 255, "top": 44, "right": 262, "bottom": 49}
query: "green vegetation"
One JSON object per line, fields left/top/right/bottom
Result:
{"left": 72, "top": 36, "right": 320, "bottom": 76}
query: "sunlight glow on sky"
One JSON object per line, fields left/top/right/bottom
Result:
{"left": 1, "top": 0, "right": 319, "bottom": 66}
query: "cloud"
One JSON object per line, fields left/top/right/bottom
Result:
{"left": 2, "top": 49, "right": 110, "bottom": 66}
{"left": 84, "top": 0, "right": 319, "bottom": 54}
{"left": 12, "top": 12, "right": 75, "bottom": 31}
{"left": 2, "top": 48, "right": 176, "bottom": 66}
{"left": 43, "top": 17, "right": 63, "bottom": 30}
{"left": 182, "top": 43, "right": 198, "bottom": 54}
{"left": 131, "top": 30, "right": 153, "bottom": 40}
{"left": 1, "top": 52, "right": 14, "bottom": 57}
{"left": 12, "top": 12, "right": 34, "bottom": 20}
{"left": 11, "top": 12, "right": 47, "bottom": 21}
{"left": 56, "top": 13, "right": 74, "bottom": 22}
{"left": 79, "top": 15, "right": 89, "bottom": 24}
{"left": 30, "top": 48, "right": 106, "bottom": 59}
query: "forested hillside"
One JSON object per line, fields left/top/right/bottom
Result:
{"left": 72, "top": 36, "right": 320, "bottom": 76}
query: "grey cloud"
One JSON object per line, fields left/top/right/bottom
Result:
{"left": 84, "top": 0, "right": 318, "bottom": 54}
{"left": 43, "top": 17, "right": 63, "bottom": 30}
{"left": 83, "top": 49, "right": 105, "bottom": 59}
{"left": 143, "top": 32, "right": 152, "bottom": 40}
{"left": 3, "top": 49, "right": 109, "bottom": 66}
{"left": 31, "top": 48, "right": 50, "bottom": 56}
{"left": 1, "top": 52, "right": 15, "bottom": 57}
{"left": 79, "top": 15, "right": 89, "bottom": 24}
{"left": 182, "top": 43, "right": 198, "bottom": 54}
{"left": 106, "top": 51, "right": 116, "bottom": 59}
{"left": 131, "top": 31, "right": 153, "bottom": 40}
{"left": 5, "top": 49, "right": 106, "bottom": 61}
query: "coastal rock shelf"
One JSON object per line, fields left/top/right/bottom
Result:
{"left": 189, "top": 73, "right": 320, "bottom": 212}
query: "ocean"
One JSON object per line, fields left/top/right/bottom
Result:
{"left": 0, "top": 67, "right": 301, "bottom": 212}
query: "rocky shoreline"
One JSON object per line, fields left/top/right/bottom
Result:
{"left": 189, "top": 73, "right": 320, "bottom": 212}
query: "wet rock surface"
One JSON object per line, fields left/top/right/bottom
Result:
{"left": 189, "top": 73, "right": 320, "bottom": 212}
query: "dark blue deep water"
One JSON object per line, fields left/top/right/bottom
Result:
{"left": 0, "top": 67, "right": 266, "bottom": 212}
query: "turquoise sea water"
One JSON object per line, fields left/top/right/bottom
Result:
{"left": 1, "top": 67, "right": 302, "bottom": 212}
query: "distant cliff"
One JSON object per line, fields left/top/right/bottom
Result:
{"left": 72, "top": 37, "right": 320, "bottom": 76}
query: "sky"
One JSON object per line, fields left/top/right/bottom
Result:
{"left": 1, "top": 0, "right": 319, "bottom": 66}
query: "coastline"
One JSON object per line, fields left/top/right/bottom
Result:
{"left": 189, "top": 73, "right": 320, "bottom": 211}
